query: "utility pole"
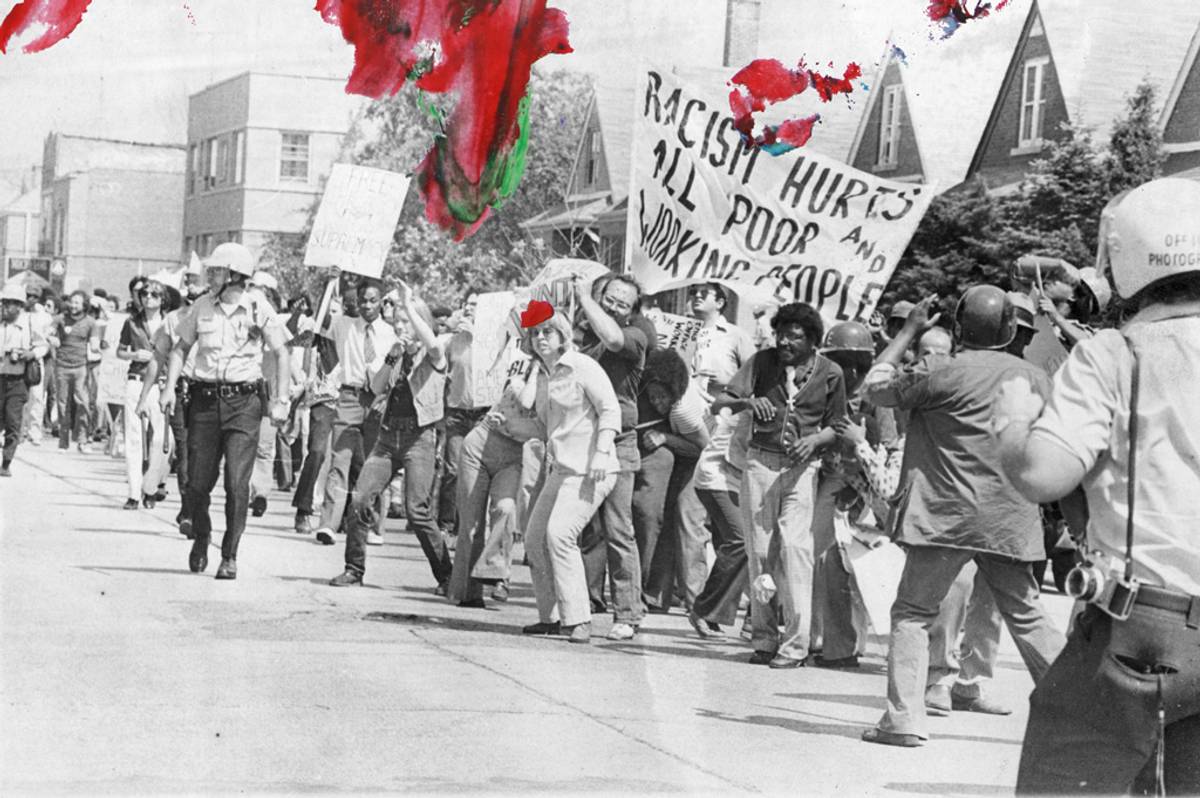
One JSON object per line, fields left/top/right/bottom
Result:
{"left": 723, "top": 0, "right": 762, "bottom": 68}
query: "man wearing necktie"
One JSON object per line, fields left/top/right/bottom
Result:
{"left": 310, "top": 277, "right": 397, "bottom": 546}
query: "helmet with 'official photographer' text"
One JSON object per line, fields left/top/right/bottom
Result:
{"left": 954, "top": 285, "right": 1016, "bottom": 350}
{"left": 1096, "top": 178, "right": 1200, "bottom": 299}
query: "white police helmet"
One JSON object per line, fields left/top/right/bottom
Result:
{"left": 204, "top": 242, "right": 256, "bottom": 277}
{"left": 1096, "top": 178, "right": 1200, "bottom": 299}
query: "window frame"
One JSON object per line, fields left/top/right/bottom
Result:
{"left": 1018, "top": 56, "right": 1050, "bottom": 149}
{"left": 877, "top": 84, "right": 903, "bottom": 168}
{"left": 279, "top": 131, "right": 311, "bottom": 183}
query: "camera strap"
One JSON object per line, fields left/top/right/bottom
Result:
{"left": 1123, "top": 337, "right": 1140, "bottom": 582}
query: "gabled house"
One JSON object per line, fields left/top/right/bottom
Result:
{"left": 1161, "top": 22, "right": 1200, "bottom": 177}
{"left": 968, "top": 0, "right": 1200, "bottom": 191}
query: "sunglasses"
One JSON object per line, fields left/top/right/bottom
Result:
{"left": 139, "top": 289, "right": 163, "bottom": 298}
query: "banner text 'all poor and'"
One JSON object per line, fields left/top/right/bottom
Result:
{"left": 628, "top": 69, "right": 934, "bottom": 325}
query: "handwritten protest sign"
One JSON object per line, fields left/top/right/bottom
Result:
{"left": 469, "top": 290, "right": 517, "bottom": 407}
{"left": 643, "top": 308, "right": 702, "bottom": 361}
{"left": 304, "top": 164, "right": 411, "bottom": 279}
{"left": 96, "top": 311, "right": 128, "bottom": 407}
{"left": 529, "top": 258, "right": 610, "bottom": 310}
{"left": 627, "top": 67, "right": 936, "bottom": 328}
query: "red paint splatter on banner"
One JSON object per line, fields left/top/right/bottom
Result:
{"left": 729, "top": 59, "right": 861, "bottom": 153}
{"left": 0, "top": 0, "right": 92, "bottom": 53}
{"left": 317, "top": 0, "right": 572, "bottom": 239}
{"left": 927, "top": 0, "right": 1010, "bottom": 38}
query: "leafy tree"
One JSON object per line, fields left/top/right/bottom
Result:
{"left": 262, "top": 68, "right": 592, "bottom": 308}
{"left": 886, "top": 79, "right": 1166, "bottom": 317}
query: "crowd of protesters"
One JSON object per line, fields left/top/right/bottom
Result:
{"left": 2, "top": 176, "right": 1198, "bottom": 793}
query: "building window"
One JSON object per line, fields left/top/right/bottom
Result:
{"left": 280, "top": 132, "right": 310, "bottom": 182}
{"left": 199, "top": 233, "right": 214, "bottom": 257}
{"left": 1019, "top": 57, "right": 1049, "bottom": 148}
{"left": 187, "top": 144, "right": 198, "bottom": 196}
{"left": 201, "top": 138, "right": 218, "bottom": 190}
{"left": 583, "top": 130, "right": 600, "bottom": 187}
{"left": 184, "top": 236, "right": 193, "bottom": 257}
{"left": 231, "top": 130, "right": 245, "bottom": 185}
{"left": 215, "top": 137, "right": 229, "bottom": 187}
{"left": 877, "top": 85, "right": 903, "bottom": 168}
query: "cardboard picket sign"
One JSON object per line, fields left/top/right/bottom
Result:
{"left": 304, "top": 164, "right": 411, "bottom": 278}
{"left": 1023, "top": 314, "right": 1070, "bottom": 375}
{"left": 529, "top": 258, "right": 610, "bottom": 311}
{"left": 468, "top": 290, "right": 518, "bottom": 408}
{"left": 834, "top": 510, "right": 905, "bottom": 636}
{"left": 96, "top": 311, "right": 129, "bottom": 407}
{"left": 643, "top": 307, "right": 703, "bottom": 361}
{"left": 626, "top": 66, "right": 935, "bottom": 329}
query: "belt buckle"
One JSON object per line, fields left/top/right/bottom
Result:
{"left": 219, "top": 383, "right": 236, "bottom": 399}
{"left": 1103, "top": 577, "right": 1140, "bottom": 621}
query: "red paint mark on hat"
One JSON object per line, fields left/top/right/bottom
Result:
{"left": 0, "top": 0, "right": 93, "bottom": 53}
{"left": 729, "top": 59, "right": 861, "bottom": 154}
{"left": 519, "top": 299, "right": 555, "bottom": 329}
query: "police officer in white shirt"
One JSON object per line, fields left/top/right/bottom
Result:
{"left": 996, "top": 178, "right": 1200, "bottom": 795}
{"left": 162, "top": 243, "right": 290, "bottom": 580}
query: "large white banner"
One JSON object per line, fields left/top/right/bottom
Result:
{"left": 304, "top": 164, "right": 411, "bottom": 278}
{"left": 627, "top": 67, "right": 936, "bottom": 327}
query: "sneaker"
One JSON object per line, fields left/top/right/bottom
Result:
{"left": 314, "top": 527, "right": 336, "bottom": 546}
{"left": 122, "top": 498, "right": 139, "bottom": 510}
{"left": 566, "top": 622, "right": 591, "bottom": 644}
{"left": 366, "top": 531, "right": 384, "bottom": 546}
{"left": 293, "top": 511, "right": 313, "bottom": 535}
{"left": 606, "top": 622, "right": 637, "bottom": 641}
{"left": 522, "top": 621, "right": 561, "bottom": 636}
{"left": 491, "top": 581, "right": 509, "bottom": 603}
{"left": 250, "top": 496, "right": 267, "bottom": 517}
{"left": 214, "top": 558, "right": 237, "bottom": 580}
{"left": 329, "top": 570, "right": 363, "bottom": 587}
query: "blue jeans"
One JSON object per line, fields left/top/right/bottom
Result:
{"left": 581, "top": 435, "right": 643, "bottom": 624}
{"left": 344, "top": 420, "right": 448, "bottom": 583}
{"left": 55, "top": 363, "right": 88, "bottom": 447}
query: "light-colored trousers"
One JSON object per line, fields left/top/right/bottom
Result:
{"left": 742, "top": 448, "right": 820, "bottom": 660}
{"left": 123, "top": 379, "right": 171, "bottom": 501}
{"left": 21, "top": 363, "right": 46, "bottom": 442}
{"left": 526, "top": 467, "right": 615, "bottom": 627}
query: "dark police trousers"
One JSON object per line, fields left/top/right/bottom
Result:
{"left": 1017, "top": 602, "right": 1200, "bottom": 795}
{"left": 186, "top": 388, "right": 263, "bottom": 561}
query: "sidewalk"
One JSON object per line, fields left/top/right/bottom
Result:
{"left": 0, "top": 445, "right": 1071, "bottom": 794}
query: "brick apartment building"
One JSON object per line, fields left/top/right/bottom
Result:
{"left": 40, "top": 133, "right": 186, "bottom": 294}
{"left": 182, "top": 72, "right": 361, "bottom": 260}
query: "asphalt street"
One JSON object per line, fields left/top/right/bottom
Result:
{"left": 0, "top": 445, "right": 1075, "bottom": 795}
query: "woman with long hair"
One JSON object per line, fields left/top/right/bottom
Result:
{"left": 117, "top": 277, "right": 180, "bottom": 508}
{"left": 520, "top": 301, "right": 621, "bottom": 644}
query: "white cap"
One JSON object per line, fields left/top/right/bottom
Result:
{"left": 185, "top": 251, "right": 204, "bottom": 276}
{"left": 204, "top": 242, "right": 256, "bottom": 277}
{"left": 0, "top": 283, "right": 27, "bottom": 303}
{"left": 248, "top": 271, "right": 279, "bottom": 291}
{"left": 1097, "top": 178, "right": 1200, "bottom": 298}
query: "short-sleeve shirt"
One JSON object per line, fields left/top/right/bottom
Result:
{"left": 175, "top": 292, "right": 285, "bottom": 383}
{"left": 120, "top": 315, "right": 163, "bottom": 378}
{"left": 722, "top": 348, "right": 846, "bottom": 454}
{"left": 1031, "top": 311, "right": 1200, "bottom": 594}
{"left": 53, "top": 313, "right": 98, "bottom": 369}
{"left": 864, "top": 349, "right": 1050, "bottom": 560}
{"left": 324, "top": 314, "right": 397, "bottom": 390}
{"left": 579, "top": 324, "right": 648, "bottom": 431}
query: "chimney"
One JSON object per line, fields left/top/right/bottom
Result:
{"left": 723, "top": 0, "right": 762, "bottom": 68}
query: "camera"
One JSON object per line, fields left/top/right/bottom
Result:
{"left": 1065, "top": 550, "right": 1139, "bottom": 620}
